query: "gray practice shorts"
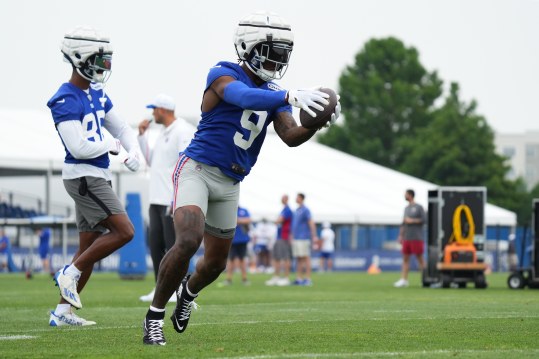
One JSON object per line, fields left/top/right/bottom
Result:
{"left": 172, "top": 156, "right": 240, "bottom": 239}
{"left": 63, "top": 176, "right": 125, "bottom": 232}
{"left": 273, "top": 240, "right": 292, "bottom": 260}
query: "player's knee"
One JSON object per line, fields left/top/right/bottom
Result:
{"left": 207, "top": 256, "right": 228, "bottom": 274}
{"left": 117, "top": 224, "right": 135, "bottom": 244}
{"left": 175, "top": 233, "right": 201, "bottom": 256}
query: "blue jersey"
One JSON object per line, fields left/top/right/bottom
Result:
{"left": 0, "top": 236, "right": 8, "bottom": 254}
{"left": 47, "top": 82, "right": 113, "bottom": 168}
{"left": 232, "top": 207, "right": 251, "bottom": 244}
{"left": 184, "top": 62, "right": 292, "bottom": 181}
{"left": 277, "top": 205, "right": 293, "bottom": 240}
{"left": 292, "top": 205, "right": 312, "bottom": 240}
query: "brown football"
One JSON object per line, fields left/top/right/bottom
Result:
{"left": 299, "top": 88, "right": 338, "bottom": 129}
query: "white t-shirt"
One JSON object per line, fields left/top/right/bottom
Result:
{"left": 138, "top": 118, "right": 196, "bottom": 205}
{"left": 320, "top": 228, "right": 335, "bottom": 252}
{"left": 254, "top": 221, "right": 277, "bottom": 247}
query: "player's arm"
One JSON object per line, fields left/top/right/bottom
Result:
{"left": 137, "top": 119, "right": 153, "bottom": 166}
{"left": 308, "top": 218, "right": 319, "bottom": 242}
{"left": 205, "top": 76, "right": 329, "bottom": 115}
{"left": 137, "top": 132, "right": 152, "bottom": 166}
{"left": 273, "top": 111, "right": 318, "bottom": 147}
{"left": 204, "top": 76, "right": 286, "bottom": 112}
{"left": 104, "top": 109, "right": 142, "bottom": 171}
{"left": 104, "top": 109, "right": 139, "bottom": 153}
{"left": 57, "top": 120, "right": 120, "bottom": 159}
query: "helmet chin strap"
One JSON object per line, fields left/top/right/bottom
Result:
{"left": 245, "top": 59, "right": 274, "bottom": 82}
{"left": 75, "top": 67, "right": 108, "bottom": 106}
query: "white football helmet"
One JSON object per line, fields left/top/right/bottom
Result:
{"left": 234, "top": 11, "right": 294, "bottom": 82}
{"left": 61, "top": 26, "right": 113, "bottom": 83}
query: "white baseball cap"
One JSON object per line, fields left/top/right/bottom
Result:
{"left": 146, "top": 93, "right": 175, "bottom": 111}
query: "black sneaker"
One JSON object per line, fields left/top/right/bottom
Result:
{"left": 143, "top": 317, "right": 166, "bottom": 346}
{"left": 170, "top": 277, "right": 198, "bottom": 333}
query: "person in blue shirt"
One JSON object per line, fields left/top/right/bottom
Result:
{"left": 36, "top": 228, "right": 52, "bottom": 275}
{"left": 0, "top": 229, "right": 9, "bottom": 272}
{"left": 142, "top": 11, "right": 341, "bottom": 345}
{"left": 266, "top": 194, "right": 294, "bottom": 286}
{"left": 221, "top": 207, "right": 252, "bottom": 286}
{"left": 291, "top": 193, "right": 318, "bottom": 286}
{"left": 47, "top": 26, "right": 141, "bottom": 327}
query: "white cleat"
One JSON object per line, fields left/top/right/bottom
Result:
{"left": 53, "top": 266, "right": 82, "bottom": 309}
{"left": 139, "top": 289, "right": 155, "bottom": 302}
{"left": 393, "top": 279, "right": 409, "bottom": 288}
{"left": 265, "top": 276, "right": 280, "bottom": 286}
{"left": 49, "top": 310, "right": 96, "bottom": 326}
{"left": 139, "top": 288, "right": 176, "bottom": 303}
{"left": 276, "top": 277, "right": 291, "bottom": 286}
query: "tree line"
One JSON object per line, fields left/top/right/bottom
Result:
{"left": 319, "top": 37, "right": 539, "bottom": 225}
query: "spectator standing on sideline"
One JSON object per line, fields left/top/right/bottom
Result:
{"left": 394, "top": 189, "right": 426, "bottom": 288}
{"left": 319, "top": 222, "right": 335, "bottom": 272}
{"left": 47, "top": 26, "right": 141, "bottom": 326}
{"left": 137, "top": 94, "right": 196, "bottom": 302}
{"left": 291, "top": 193, "right": 318, "bottom": 286}
{"left": 253, "top": 218, "right": 276, "bottom": 273}
{"left": 222, "top": 206, "right": 252, "bottom": 286}
{"left": 266, "top": 194, "right": 293, "bottom": 286}
{"left": 37, "top": 227, "right": 52, "bottom": 275}
{"left": 142, "top": 11, "right": 340, "bottom": 345}
{"left": 0, "top": 229, "right": 9, "bottom": 272}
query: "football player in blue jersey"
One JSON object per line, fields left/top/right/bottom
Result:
{"left": 47, "top": 26, "right": 142, "bottom": 327}
{"left": 142, "top": 11, "right": 341, "bottom": 345}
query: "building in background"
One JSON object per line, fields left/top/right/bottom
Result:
{"left": 495, "top": 131, "right": 539, "bottom": 190}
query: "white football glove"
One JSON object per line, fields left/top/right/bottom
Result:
{"left": 124, "top": 151, "right": 140, "bottom": 172}
{"left": 287, "top": 89, "right": 330, "bottom": 117}
{"left": 107, "top": 137, "right": 121, "bottom": 155}
{"left": 323, "top": 95, "right": 341, "bottom": 128}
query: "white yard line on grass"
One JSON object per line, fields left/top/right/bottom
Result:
{"left": 0, "top": 335, "right": 37, "bottom": 340}
{"left": 4, "top": 313, "right": 539, "bottom": 335}
{"left": 215, "top": 348, "right": 539, "bottom": 359}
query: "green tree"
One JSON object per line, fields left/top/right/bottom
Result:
{"left": 400, "top": 83, "right": 527, "bottom": 223}
{"left": 319, "top": 37, "right": 442, "bottom": 168}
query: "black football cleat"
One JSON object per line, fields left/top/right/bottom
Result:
{"left": 170, "top": 277, "right": 199, "bottom": 333}
{"left": 143, "top": 317, "right": 166, "bottom": 346}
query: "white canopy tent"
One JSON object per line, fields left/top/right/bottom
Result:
{"left": 0, "top": 108, "right": 516, "bottom": 227}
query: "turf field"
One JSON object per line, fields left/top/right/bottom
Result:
{"left": 0, "top": 271, "right": 538, "bottom": 358}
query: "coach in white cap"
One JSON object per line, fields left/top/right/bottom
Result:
{"left": 137, "top": 94, "right": 196, "bottom": 302}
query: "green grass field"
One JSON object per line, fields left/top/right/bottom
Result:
{"left": 0, "top": 271, "right": 538, "bottom": 358}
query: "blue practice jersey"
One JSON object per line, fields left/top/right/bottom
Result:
{"left": 292, "top": 205, "right": 313, "bottom": 240}
{"left": 184, "top": 61, "right": 292, "bottom": 181}
{"left": 47, "top": 82, "right": 113, "bottom": 169}
{"left": 232, "top": 207, "right": 251, "bottom": 244}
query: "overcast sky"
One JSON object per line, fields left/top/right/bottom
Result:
{"left": 1, "top": 0, "right": 537, "bottom": 134}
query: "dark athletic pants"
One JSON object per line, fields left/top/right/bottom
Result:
{"left": 148, "top": 204, "right": 175, "bottom": 281}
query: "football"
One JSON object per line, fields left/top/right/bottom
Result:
{"left": 299, "top": 87, "right": 338, "bottom": 129}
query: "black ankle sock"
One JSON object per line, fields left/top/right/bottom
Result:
{"left": 146, "top": 309, "right": 165, "bottom": 320}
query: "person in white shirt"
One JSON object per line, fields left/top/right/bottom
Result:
{"left": 137, "top": 94, "right": 196, "bottom": 302}
{"left": 319, "top": 221, "right": 335, "bottom": 272}
{"left": 253, "top": 218, "right": 277, "bottom": 273}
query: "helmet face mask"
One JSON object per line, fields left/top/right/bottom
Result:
{"left": 80, "top": 53, "right": 112, "bottom": 83}
{"left": 234, "top": 12, "right": 294, "bottom": 82}
{"left": 61, "top": 26, "right": 113, "bottom": 83}
{"left": 247, "top": 41, "right": 292, "bottom": 81}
